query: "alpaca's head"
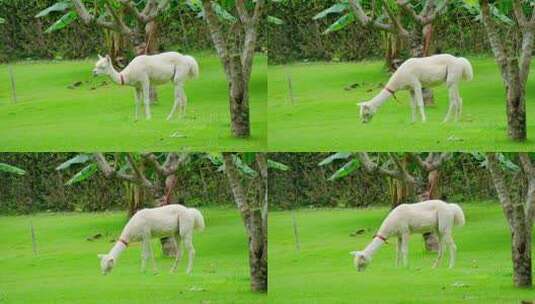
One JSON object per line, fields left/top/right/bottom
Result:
{"left": 358, "top": 102, "right": 375, "bottom": 123}
{"left": 93, "top": 55, "right": 113, "bottom": 77}
{"left": 350, "top": 251, "right": 371, "bottom": 272}
{"left": 98, "top": 254, "right": 115, "bottom": 274}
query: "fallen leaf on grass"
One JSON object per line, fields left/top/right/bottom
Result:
{"left": 170, "top": 132, "right": 186, "bottom": 138}
{"left": 349, "top": 228, "right": 367, "bottom": 237}
{"left": 451, "top": 281, "right": 469, "bottom": 288}
{"left": 86, "top": 233, "right": 102, "bottom": 241}
{"left": 447, "top": 135, "right": 464, "bottom": 142}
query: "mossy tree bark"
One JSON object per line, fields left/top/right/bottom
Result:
{"left": 202, "top": 0, "right": 265, "bottom": 138}
{"left": 486, "top": 153, "right": 534, "bottom": 288}
{"left": 222, "top": 153, "right": 268, "bottom": 293}
{"left": 479, "top": 0, "right": 534, "bottom": 142}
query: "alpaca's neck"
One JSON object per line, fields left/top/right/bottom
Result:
{"left": 108, "top": 241, "right": 127, "bottom": 259}
{"left": 362, "top": 237, "right": 385, "bottom": 258}
{"left": 368, "top": 90, "right": 393, "bottom": 110}
{"left": 107, "top": 66, "right": 124, "bottom": 85}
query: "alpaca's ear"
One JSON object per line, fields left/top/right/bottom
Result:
{"left": 349, "top": 251, "right": 358, "bottom": 256}
{"left": 105, "top": 55, "right": 111, "bottom": 63}
{"left": 97, "top": 254, "right": 105, "bottom": 259}
{"left": 98, "top": 54, "right": 103, "bottom": 60}
{"left": 357, "top": 102, "right": 367, "bottom": 107}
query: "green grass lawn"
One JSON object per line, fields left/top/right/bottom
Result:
{"left": 0, "top": 207, "right": 266, "bottom": 304}
{"left": 0, "top": 52, "right": 266, "bottom": 151}
{"left": 269, "top": 203, "right": 535, "bottom": 304}
{"left": 268, "top": 57, "right": 535, "bottom": 151}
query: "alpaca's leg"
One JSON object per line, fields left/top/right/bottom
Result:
{"left": 432, "top": 234, "right": 445, "bottom": 268}
{"left": 453, "top": 86, "right": 463, "bottom": 121}
{"left": 409, "top": 90, "right": 417, "bottom": 123}
{"left": 167, "top": 85, "right": 181, "bottom": 120}
{"left": 134, "top": 87, "right": 142, "bottom": 121}
{"left": 141, "top": 235, "right": 150, "bottom": 272}
{"left": 142, "top": 80, "right": 152, "bottom": 120}
{"left": 412, "top": 82, "right": 426, "bottom": 122}
{"left": 396, "top": 236, "right": 402, "bottom": 267}
{"left": 170, "top": 235, "right": 182, "bottom": 272}
{"left": 147, "top": 238, "right": 158, "bottom": 273}
{"left": 445, "top": 234, "right": 457, "bottom": 268}
{"left": 457, "top": 96, "right": 463, "bottom": 121}
{"left": 401, "top": 233, "right": 409, "bottom": 267}
{"left": 179, "top": 87, "right": 188, "bottom": 118}
{"left": 183, "top": 233, "right": 195, "bottom": 274}
{"left": 443, "top": 85, "right": 457, "bottom": 123}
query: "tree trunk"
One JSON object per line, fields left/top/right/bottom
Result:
{"left": 131, "top": 23, "right": 159, "bottom": 104}
{"left": 145, "top": 21, "right": 160, "bottom": 103}
{"left": 385, "top": 33, "right": 402, "bottom": 72}
{"left": 421, "top": 169, "right": 441, "bottom": 252}
{"left": 409, "top": 28, "right": 434, "bottom": 106}
{"left": 506, "top": 84, "right": 527, "bottom": 141}
{"left": 512, "top": 228, "right": 532, "bottom": 287}
{"left": 222, "top": 153, "right": 267, "bottom": 292}
{"left": 229, "top": 74, "right": 251, "bottom": 137}
{"left": 159, "top": 173, "right": 179, "bottom": 257}
{"left": 391, "top": 178, "right": 410, "bottom": 207}
{"left": 248, "top": 209, "right": 268, "bottom": 292}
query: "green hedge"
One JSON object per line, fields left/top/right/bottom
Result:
{"left": 0, "top": 153, "right": 233, "bottom": 214}
{"left": 268, "top": 1, "right": 490, "bottom": 64}
{"left": 269, "top": 153, "right": 497, "bottom": 209}
{"left": 0, "top": 1, "right": 216, "bottom": 62}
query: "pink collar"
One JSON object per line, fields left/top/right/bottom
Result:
{"left": 118, "top": 238, "right": 128, "bottom": 247}
{"left": 384, "top": 87, "right": 400, "bottom": 103}
{"left": 384, "top": 87, "right": 396, "bottom": 95}
{"left": 374, "top": 234, "right": 388, "bottom": 242}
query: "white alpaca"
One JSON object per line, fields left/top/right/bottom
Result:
{"left": 358, "top": 54, "right": 473, "bottom": 123}
{"left": 98, "top": 204, "right": 205, "bottom": 275}
{"left": 93, "top": 52, "right": 199, "bottom": 121}
{"left": 350, "top": 200, "right": 464, "bottom": 272}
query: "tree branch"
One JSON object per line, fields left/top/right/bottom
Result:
{"left": 236, "top": 0, "right": 250, "bottom": 24}
{"left": 410, "top": 152, "right": 450, "bottom": 172}
{"left": 480, "top": 0, "right": 510, "bottom": 84}
{"left": 397, "top": 0, "right": 422, "bottom": 23}
{"left": 71, "top": 0, "right": 133, "bottom": 35}
{"left": 486, "top": 153, "right": 515, "bottom": 231}
{"left": 512, "top": 0, "right": 527, "bottom": 27}
{"left": 126, "top": 153, "right": 153, "bottom": 188}
{"left": 348, "top": 0, "right": 393, "bottom": 32}
{"left": 388, "top": 153, "right": 415, "bottom": 184}
{"left": 94, "top": 153, "right": 138, "bottom": 184}
{"left": 383, "top": 3, "right": 409, "bottom": 37}
{"left": 519, "top": 153, "right": 535, "bottom": 225}
{"left": 255, "top": 153, "right": 268, "bottom": 230}
{"left": 519, "top": 153, "right": 535, "bottom": 178}
{"left": 357, "top": 152, "right": 400, "bottom": 179}
{"left": 241, "top": 0, "right": 264, "bottom": 83}
{"left": 118, "top": 0, "right": 145, "bottom": 23}
{"left": 223, "top": 153, "right": 251, "bottom": 217}
{"left": 419, "top": 0, "right": 448, "bottom": 24}
{"left": 202, "top": 1, "right": 231, "bottom": 77}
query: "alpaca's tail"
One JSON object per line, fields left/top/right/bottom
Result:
{"left": 458, "top": 57, "right": 473, "bottom": 81}
{"left": 189, "top": 208, "right": 205, "bottom": 232}
{"left": 183, "top": 55, "right": 199, "bottom": 79}
{"left": 450, "top": 203, "right": 465, "bottom": 227}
